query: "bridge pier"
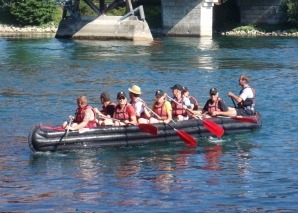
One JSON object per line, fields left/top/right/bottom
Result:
{"left": 161, "top": 0, "right": 218, "bottom": 37}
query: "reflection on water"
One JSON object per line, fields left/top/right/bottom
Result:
{"left": 0, "top": 36, "right": 298, "bottom": 211}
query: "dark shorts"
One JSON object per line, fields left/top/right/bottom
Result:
{"left": 236, "top": 108, "right": 254, "bottom": 116}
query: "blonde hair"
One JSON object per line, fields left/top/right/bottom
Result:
{"left": 240, "top": 74, "right": 249, "bottom": 83}
{"left": 77, "top": 95, "right": 88, "bottom": 104}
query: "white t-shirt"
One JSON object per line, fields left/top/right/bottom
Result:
{"left": 240, "top": 87, "right": 254, "bottom": 101}
{"left": 134, "top": 99, "right": 144, "bottom": 116}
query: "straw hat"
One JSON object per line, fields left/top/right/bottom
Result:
{"left": 128, "top": 85, "right": 142, "bottom": 95}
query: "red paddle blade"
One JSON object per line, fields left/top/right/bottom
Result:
{"left": 176, "top": 130, "right": 198, "bottom": 147}
{"left": 202, "top": 120, "right": 224, "bottom": 137}
{"left": 232, "top": 117, "right": 257, "bottom": 123}
{"left": 138, "top": 124, "right": 158, "bottom": 136}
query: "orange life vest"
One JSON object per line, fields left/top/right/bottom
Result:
{"left": 74, "top": 105, "right": 97, "bottom": 128}
{"left": 153, "top": 102, "right": 168, "bottom": 120}
{"left": 171, "top": 97, "right": 187, "bottom": 117}
{"left": 189, "top": 95, "right": 199, "bottom": 110}
{"left": 207, "top": 99, "right": 221, "bottom": 114}
{"left": 114, "top": 104, "right": 130, "bottom": 121}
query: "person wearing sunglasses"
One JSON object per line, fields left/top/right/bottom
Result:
{"left": 190, "top": 88, "right": 229, "bottom": 118}
{"left": 113, "top": 91, "right": 137, "bottom": 126}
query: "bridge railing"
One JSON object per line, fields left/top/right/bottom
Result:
{"left": 119, "top": 5, "right": 145, "bottom": 22}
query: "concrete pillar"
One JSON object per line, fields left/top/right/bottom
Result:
{"left": 200, "top": 0, "right": 218, "bottom": 36}
{"left": 161, "top": 0, "right": 218, "bottom": 37}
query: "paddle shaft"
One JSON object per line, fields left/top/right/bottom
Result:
{"left": 167, "top": 95, "right": 224, "bottom": 137}
{"left": 231, "top": 97, "right": 237, "bottom": 108}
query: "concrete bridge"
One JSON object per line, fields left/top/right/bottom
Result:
{"left": 162, "top": 0, "right": 283, "bottom": 36}
{"left": 56, "top": 0, "right": 283, "bottom": 40}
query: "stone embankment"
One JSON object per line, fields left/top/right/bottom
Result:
{"left": 0, "top": 24, "right": 57, "bottom": 33}
{"left": 221, "top": 30, "right": 298, "bottom": 37}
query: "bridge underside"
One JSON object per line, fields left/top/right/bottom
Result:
{"left": 56, "top": 0, "right": 153, "bottom": 41}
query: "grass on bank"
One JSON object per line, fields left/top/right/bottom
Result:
{"left": 233, "top": 23, "right": 298, "bottom": 33}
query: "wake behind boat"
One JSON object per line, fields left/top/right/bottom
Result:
{"left": 28, "top": 113, "right": 261, "bottom": 152}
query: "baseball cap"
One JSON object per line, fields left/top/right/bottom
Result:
{"left": 170, "top": 84, "right": 183, "bottom": 91}
{"left": 209, "top": 88, "right": 218, "bottom": 95}
{"left": 155, "top": 89, "right": 165, "bottom": 97}
{"left": 117, "top": 91, "right": 126, "bottom": 99}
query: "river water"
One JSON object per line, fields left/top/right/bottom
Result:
{"left": 0, "top": 34, "right": 298, "bottom": 212}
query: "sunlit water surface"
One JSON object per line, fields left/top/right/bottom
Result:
{"left": 0, "top": 34, "right": 298, "bottom": 212}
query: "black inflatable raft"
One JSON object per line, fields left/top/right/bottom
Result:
{"left": 28, "top": 113, "right": 261, "bottom": 152}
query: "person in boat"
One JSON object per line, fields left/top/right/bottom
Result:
{"left": 113, "top": 91, "right": 138, "bottom": 126}
{"left": 139, "top": 89, "right": 172, "bottom": 124}
{"left": 182, "top": 86, "right": 199, "bottom": 110}
{"left": 190, "top": 88, "right": 229, "bottom": 118}
{"left": 62, "top": 95, "right": 97, "bottom": 130}
{"left": 93, "top": 92, "right": 115, "bottom": 126}
{"left": 128, "top": 85, "right": 149, "bottom": 123}
{"left": 170, "top": 84, "right": 191, "bottom": 121}
{"left": 212, "top": 74, "right": 255, "bottom": 117}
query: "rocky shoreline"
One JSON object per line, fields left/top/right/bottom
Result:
{"left": 0, "top": 24, "right": 57, "bottom": 34}
{"left": 1, "top": 24, "right": 297, "bottom": 37}
{"left": 220, "top": 29, "right": 298, "bottom": 37}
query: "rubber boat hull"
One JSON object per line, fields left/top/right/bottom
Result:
{"left": 28, "top": 113, "right": 261, "bottom": 152}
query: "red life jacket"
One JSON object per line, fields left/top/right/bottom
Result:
{"left": 171, "top": 97, "right": 187, "bottom": 117}
{"left": 74, "top": 105, "right": 97, "bottom": 128}
{"left": 153, "top": 102, "right": 168, "bottom": 120}
{"left": 207, "top": 99, "right": 221, "bottom": 114}
{"left": 114, "top": 104, "right": 130, "bottom": 121}
{"left": 189, "top": 95, "right": 199, "bottom": 110}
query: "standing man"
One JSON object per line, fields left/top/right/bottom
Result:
{"left": 212, "top": 74, "right": 255, "bottom": 117}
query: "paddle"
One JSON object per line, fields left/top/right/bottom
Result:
{"left": 167, "top": 95, "right": 224, "bottom": 137}
{"left": 144, "top": 106, "right": 197, "bottom": 147}
{"left": 65, "top": 116, "right": 73, "bottom": 139}
{"left": 99, "top": 115, "right": 158, "bottom": 136}
{"left": 168, "top": 123, "right": 198, "bottom": 147}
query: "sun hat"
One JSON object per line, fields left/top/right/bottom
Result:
{"left": 128, "top": 85, "right": 142, "bottom": 95}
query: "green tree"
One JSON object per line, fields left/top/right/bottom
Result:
{"left": 281, "top": 0, "right": 298, "bottom": 26}
{"left": 9, "top": 0, "right": 57, "bottom": 26}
